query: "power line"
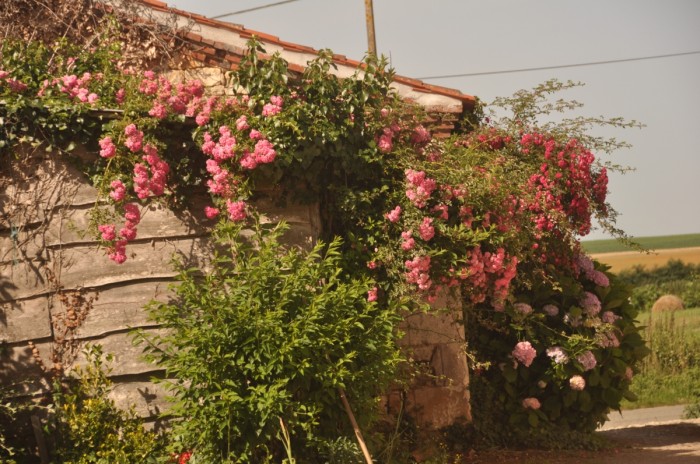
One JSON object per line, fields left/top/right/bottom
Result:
{"left": 211, "top": 0, "right": 302, "bottom": 19}
{"left": 417, "top": 50, "right": 700, "bottom": 80}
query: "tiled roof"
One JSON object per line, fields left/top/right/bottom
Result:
{"left": 135, "top": 0, "right": 476, "bottom": 117}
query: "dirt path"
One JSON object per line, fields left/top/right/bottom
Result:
{"left": 462, "top": 419, "right": 700, "bottom": 464}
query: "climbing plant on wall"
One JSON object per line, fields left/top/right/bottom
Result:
{"left": 0, "top": 14, "right": 648, "bottom": 460}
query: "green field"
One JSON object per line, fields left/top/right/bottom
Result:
{"left": 623, "top": 307, "right": 700, "bottom": 410}
{"left": 582, "top": 233, "right": 700, "bottom": 254}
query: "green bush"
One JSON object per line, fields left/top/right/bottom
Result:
{"left": 467, "top": 265, "right": 648, "bottom": 448}
{"left": 620, "top": 260, "right": 700, "bottom": 311}
{"left": 51, "top": 344, "right": 165, "bottom": 463}
{"left": 140, "top": 219, "right": 402, "bottom": 463}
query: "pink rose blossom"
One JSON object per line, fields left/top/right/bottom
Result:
{"left": 367, "top": 287, "right": 378, "bottom": 302}
{"left": 226, "top": 199, "right": 247, "bottom": 222}
{"left": 236, "top": 115, "right": 249, "bottom": 131}
{"left": 401, "top": 230, "right": 415, "bottom": 251}
{"left": 204, "top": 206, "right": 220, "bottom": 219}
{"left": 418, "top": 217, "right": 435, "bottom": 241}
{"left": 119, "top": 226, "right": 137, "bottom": 241}
{"left": 109, "top": 179, "right": 126, "bottom": 201}
{"left": 99, "top": 137, "right": 116, "bottom": 158}
{"left": 385, "top": 206, "right": 402, "bottom": 223}
{"left": 98, "top": 224, "right": 116, "bottom": 241}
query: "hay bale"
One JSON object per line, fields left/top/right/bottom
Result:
{"left": 651, "top": 294, "right": 685, "bottom": 312}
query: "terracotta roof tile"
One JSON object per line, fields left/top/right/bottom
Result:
{"left": 136, "top": 0, "right": 475, "bottom": 110}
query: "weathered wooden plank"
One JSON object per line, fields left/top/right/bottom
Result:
{"left": 71, "top": 329, "right": 166, "bottom": 377}
{"left": 1, "top": 295, "right": 52, "bottom": 343}
{"left": 0, "top": 153, "right": 98, "bottom": 223}
{"left": 109, "top": 380, "right": 171, "bottom": 418}
{"left": 0, "top": 260, "right": 50, "bottom": 302}
{"left": 50, "top": 237, "right": 212, "bottom": 291}
{"left": 0, "top": 340, "right": 53, "bottom": 396}
{"left": 1, "top": 238, "right": 211, "bottom": 301}
{"left": 71, "top": 281, "right": 173, "bottom": 339}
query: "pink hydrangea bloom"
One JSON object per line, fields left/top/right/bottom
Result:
{"left": 580, "top": 291, "right": 602, "bottom": 317}
{"left": 577, "top": 351, "right": 597, "bottom": 371}
{"left": 602, "top": 311, "right": 620, "bottom": 324}
{"left": 512, "top": 341, "right": 536, "bottom": 367}
{"left": 590, "top": 270, "right": 610, "bottom": 287}
{"left": 546, "top": 346, "right": 569, "bottom": 364}
{"left": 542, "top": 304, "right": 559, "bottom": 316}
{"left": 514, "top": 302, "right": 533, "bottom": 315}
{"left": 569, "top": 375, "right": 586, "bottom": 391}
{"left": 249, "top": 129, "right": 262, "bottom": 140}
{"left": 522, "top": 397, "right": 541, "bottom": 410}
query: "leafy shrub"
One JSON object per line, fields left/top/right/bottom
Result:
{"left": 51, "top": 344, "right": 165, "bottom": 463}
{"left": 620, "top": 260, "right": 700, "bottom": 311}
{"left": 467, "top": 266, "right": 648, "bottom": 448}
{"left": 140, "top": 219, "right": 402, "bottom": 463}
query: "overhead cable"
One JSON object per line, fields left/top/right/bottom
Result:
{"left": 417, "top": 50, "right": 700, "bottom": 80}
{"left": 211, "top": 0, "right": 302, "bottom": 19}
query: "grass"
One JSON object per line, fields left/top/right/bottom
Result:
{"left": 582, "top": 233, "right": 700, "bottom": 254}
{"left": 622, "top": 307, "right": 700, "bottom": 410}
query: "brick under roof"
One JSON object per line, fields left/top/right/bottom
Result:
{"left": 135, "top": 0, "right": 476, "bottom": 116}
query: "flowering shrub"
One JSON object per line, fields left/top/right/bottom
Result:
{"left": 139, "top": 219, "right": 401, "bottom": 462}
{"left": 0, "top": 22, "right": 648, "bottom": 457}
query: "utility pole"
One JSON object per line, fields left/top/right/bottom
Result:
{"left": 364, "top": 0, "right": 377, "bottom": 55}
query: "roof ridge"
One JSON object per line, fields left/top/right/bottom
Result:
{"left": 135, "top": 0, "right": 475, "bottom": 109}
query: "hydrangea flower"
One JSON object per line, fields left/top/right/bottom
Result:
{"left": 569, "top": 375, "right": 586, "bottom": 391}
{"left": 512, "top": 341, "right": 536, "bottom": 367}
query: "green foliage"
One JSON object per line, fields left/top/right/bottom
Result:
{"left": 50, "top": 344, "right": 165, "bottom": 463}
{"left": 1, "top": 17, "right": 650, "bottom": 456}
{"left": 139, "top": 218, "right": 402, "bottom": 463}
{"left": 619, "top": 308, "right": 700, "bottom": 409}
{"left": 618, "top": 260, "right": 700, "bottom": 310}
{"left": 0, "top": 394, "right": 19, "bottom": 463}
{"left": 468, "top": 267, "right": 648, "bottom": 447}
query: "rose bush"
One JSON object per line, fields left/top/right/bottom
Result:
{"left": 1, "top": 23, "right": 648, "bottom": 458}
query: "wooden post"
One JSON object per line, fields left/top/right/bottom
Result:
{"left": 364, "top": 0, "right": 377, "bottom": 55}
{"left": 339, "top": 388, "right": 373, "bottom": 464}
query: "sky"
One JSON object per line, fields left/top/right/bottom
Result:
{"left": 166, "top": 0, "right": 700, "bottom": 241}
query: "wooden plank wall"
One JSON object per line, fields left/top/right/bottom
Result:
{"left": 0, "top": 145, "right": 320, "bottom": 418}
